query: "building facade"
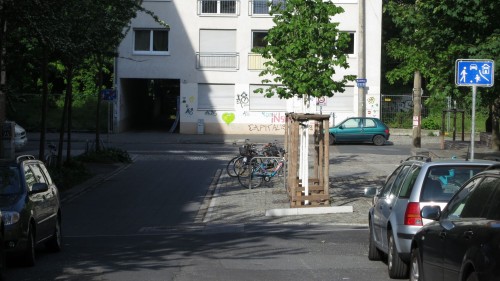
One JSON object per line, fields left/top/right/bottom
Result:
{"left": 115, "top": 0, "right": 382, "bottom": 134}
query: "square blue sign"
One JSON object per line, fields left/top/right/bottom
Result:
{"left": 455, "top": 59, "right": 494, "bottom": 87}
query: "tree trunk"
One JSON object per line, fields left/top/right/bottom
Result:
{"left": 95, "top": 57, "right": 103, "bottom": 151}
{"left": 57, "top": 66, "right": 73, "bottom": 168}
{"left": 38, "top": 48, "right": 49, "bottom": 160}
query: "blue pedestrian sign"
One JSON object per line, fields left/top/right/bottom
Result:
{"left": 455, "top": 59, "right": 494, "bottom": 87}
{"left": 100, "top": 89, "right": 116, "bottom": 101}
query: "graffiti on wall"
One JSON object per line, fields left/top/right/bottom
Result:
{"left": 248, "top": 124, "right": 286, "bottom": 132}
{"left": 222, "top": 113, "right": 235, "bottom": 125}
{"left": 366, "top": 96, "right": 379, "bottom": 117}
{"left": 183, "top": 96, "right": 195, "bottom": 116}
{"left": 236, "top": 92, "right": 249, "bottom": 108}
{"left": 205, "top": 110, "right": 217, "bottom": 116}
{"left": 383, "top": 96, "right": 413, "bottom": 112}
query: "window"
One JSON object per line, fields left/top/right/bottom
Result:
{"left": 343, "top": 118, "right": 360, "bottom": 128}
{"left": 317, "top": 86, "right": 354, "bottom": 113}
{"left": 24, "top": 165, "right": 37, "bottom": 192}
{"left": 249, "top": 85, "right": 286, "bottom": 111}
{"left": 134, "top": 29, "right": 169, "bottom": 54}
{"left": 253, "top": 0, "right": 268, "bottom": 14}
{"left": 30, "top": 164, "right": 47, "bottom": 184}
{"left": 198, "top": 84, "right": 235, "bottom": 110}
{"left": 363, "top": 118, "right": 376, "bottom": 128}
{"left": 379, "top": 165, "right": 404, "bottom": 198}
{"left": 252, "top": 31, "right": 268, "bottom": 49}
{"left": 399, "top": 165, "right": 420, "bottom": 198}
{"left": 345, "top": 32, "right": 355, "bottom": 55}
{"left": 198, "top": 29, "right": 238, "bottom": 69}
{"left": 390, "top": 165, "right": 412, "bottom": 197}
{"left": 199, "top": 0, "right": 238, "bottom": 15}
{"left": 251, "top": 0, "right": 285, "bottom": 15}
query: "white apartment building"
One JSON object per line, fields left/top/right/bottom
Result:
{"left": 115, "top": 0, "right": 382, "bottom": 134}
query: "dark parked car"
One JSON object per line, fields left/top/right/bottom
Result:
{"left": 0, "top": 155, "right": 61, "bottom": 266}
{"left": 410, "top": 164, "right": 500, "bottom": 281}
{"left": 0, "top": 211, "right": 4, "bottom": 280}
{"left": 365, "top": 156, "right": 496, "bottom": 279}
{"left": 328, "top": 117, "right": 390, "bottom": 146}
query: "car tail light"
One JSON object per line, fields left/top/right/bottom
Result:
{"left": 385, "top": 129, "right": 390, "bottom": 135}
{"left": 404, "top": 202, "right": 423, "bottom": 226}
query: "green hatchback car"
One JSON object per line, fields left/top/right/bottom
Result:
{"left": 328, "top": 117, "right": 390, "bottom": 146}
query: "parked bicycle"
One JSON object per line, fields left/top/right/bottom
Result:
{"left": 237, "top": 148, "right": 286, "bottom": 189}
{"left": 226, "top": 139, "right": 283, "bottom": 178}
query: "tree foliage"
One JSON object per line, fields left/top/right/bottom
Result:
{"left": 253, "top": 0, "right": 355, "bottom": 100}
{"left": 2, "top": 0, "right": 168, "bottom": 160}
{"left": 385, "top": 0, "right": 499, "bottom": 105}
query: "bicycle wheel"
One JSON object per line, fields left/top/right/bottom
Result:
{"left": 226, "top": 156, "right": 241, "bottom": 177}
{"left": 238, "top": 171, "right": 263, "bottom": 189}
{"left": 237, "top": 159, "right": 263, "bottom": 189}
{"left": 234, "top": 156, "right": 254, "bottom": 176}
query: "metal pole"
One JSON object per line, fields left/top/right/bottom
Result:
{"left": 357, "top": 0, "right": 366, "bottom": 117}
{"left": 470, "top": 86, "right": 476, "bottom": 160}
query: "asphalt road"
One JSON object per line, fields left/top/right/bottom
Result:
{"left": 5, "top": 141, "right": 400, "bottom": 281}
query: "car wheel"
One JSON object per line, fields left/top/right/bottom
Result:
{"left": 409, "top": 248, "right": 422, "bottom": 281}
{"left": 466, "top": 272, "right": 479, "bottom": 281}
{"left": 388, "top": 232, "right": 408, "bottom": 278}
{"left": 22, "top": 224, "right": 36, "bottom": 267}
{"left": 329, "top": 134, "right": 335, "bottom": 145}
{"left": 373, "top": 135, "right": 386, "bottom": 146}
{"left": 368, "top": 222, "right": 381, "bottom": 260}
{"left": 45, "top": 216, "right": 62, "bottom": 252}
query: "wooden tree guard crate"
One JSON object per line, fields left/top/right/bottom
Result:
{"left": 284, "top": 113, "right": 330, "bottom": 207}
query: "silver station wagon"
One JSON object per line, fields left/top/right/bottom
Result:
{"left": 364, "top": 156, "right": 497, "bottom": 279}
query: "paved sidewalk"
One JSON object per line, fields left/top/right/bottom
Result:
{"left": 56, "top": 131, "right": 499, "bottom": 226}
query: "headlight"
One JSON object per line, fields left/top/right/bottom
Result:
{"left": 2, "top": 211, "right": 20, "bottom": 225}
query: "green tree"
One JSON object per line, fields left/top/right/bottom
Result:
{"left": 385, "top": 0, "right": 499, "bottom": 147}
{"left": 253, "top": 0, "right": 355, "bottom": 102}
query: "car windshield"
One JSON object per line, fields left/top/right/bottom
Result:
{"left": 0, "top": 167, "right": 21, "bottom": 195}
{"left": 421, "top": 165, "right": 487, "bottom": 202}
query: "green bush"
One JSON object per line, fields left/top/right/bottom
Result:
{"left": 75, "top": 147, "right": 132, "bottom": 164}
{"left": 421, "top": 116, "right": 440, "bottom": 130}
{"left": 49, "top": 147, "right": 131, "bottom": 191}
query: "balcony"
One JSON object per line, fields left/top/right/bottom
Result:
{"left": 198, "top": 0, "right": 240, "bottom": 16}
{"left": 248, "top": 53, "right": 269, "bottom": 70}
{"left": 196, "top": 52, "right": 240, "bottom": 70}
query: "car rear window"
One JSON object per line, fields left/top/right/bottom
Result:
{"left": 421, "top": 165, "right": 488, "bottom": 202}
{"left": 0, "top": 167, "right": 21, "bottom": 195}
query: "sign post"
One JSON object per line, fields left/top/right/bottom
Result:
{"left": 455, "top": 59, "right": 494, "bottom": 160}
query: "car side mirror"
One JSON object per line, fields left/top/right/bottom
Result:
{"left": 364, "top": 187, "right": 378, "bottom": 197}
{"left": 420, "top": 205, "right": 441, "bottom": 221}
{"left": 30, "top": 182, "right": 49, "bottom": 195}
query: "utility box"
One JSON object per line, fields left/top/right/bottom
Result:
{"left": 2, "top": 121, "right": 15, "bottom": 160}
{"left": 197, "top": 119, "right": 204, "bottom": 135}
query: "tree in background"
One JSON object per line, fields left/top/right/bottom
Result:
{"left": 253, "top": 0, "right": 355, "bottom": 104}
{"left": 3, "top": 1, "right": 166, "bottom": 164}
{"left": 385, "top": 0, "right": 499, "bottom": 148}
